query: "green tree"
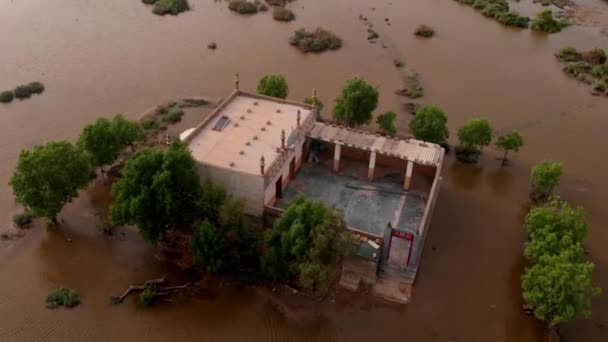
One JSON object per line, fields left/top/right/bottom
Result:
{"left": 303, "top": 96, "right": 324, "bottom": 114}
{"left": 332, "top": 77, "right": 379, "bottom": 127}
{"left": 110, "top": 142, "right": 202, "bottom": 244}
{"left": 531, "top": 160, "right": 562, "bottom": 202}
{"left": 457, "top": 118, "right": 493, "bottom": 152}
{"left": 10, "top": 141, "right": 91, "bottom": 222}
{"left": 78, "top": 118, "right": 123, "bottom": 171}
{"left": 409, "top": 105, "right": 449, "bottom": 144}
{"left": 112, "top": 115, "right": 143, "bottom": 152}
{"left": 495, "top": 130, "right": 524, "bottom": 166}
{"left": 376, "top": 111, "right": 397, "bottom": 136}
{"left": 531, "top": 9, "right": 568, "bottom": 33}
{"left": 262, "top": 195, "right": 350, "bottom": 292}
{"left": 257, "top": 74, "right": 289, "bottom": 99}
{"left": 522, "top": 252, "right": 601, "bottom": 326}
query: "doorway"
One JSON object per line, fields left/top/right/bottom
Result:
{"left": 275, "top": 176, "right": 283, "bottom": 199}
{"left": 289, "top": 158, "right": 295, "bottom": 180}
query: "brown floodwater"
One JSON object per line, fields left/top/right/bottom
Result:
{"left": 1, "top": 0, "right": 607, "bottom": 340}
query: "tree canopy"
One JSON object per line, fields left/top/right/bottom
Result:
{"left": 495, "top": 130, "right": 524, "bottom": 165}
{"left": 10, "top": 141, "right": 92, "bottom": 222}
{"left": 531, "top": 160, "right": 562, "bottom": 201}
{"left": 112, "top": 115, "right": 143, "bottom": 151}
{"left": 262, "top": 195, "right": 350, "bottom": 291}
{"left": 78, "top": 118, "right": 123, "bottom": 169}
{"left": 110, "top": 142, "right": 202, "bottom": 243}
{"left": 409, "top": 105, "right": 449, "bottom": 144}
{"left": 257, "top": 74, "right": 289, "bottom": 99}
{"left": 458, "top": 118, "right": 492, "bottom": 151}
{"left": 522, "top": 251, "right": 600, "bottom": 326}
{"left": 303, "top": 96, "right": 324, "bottom": 114}
{"left": 376, "top": 111, "right": 397, "bottom": 136}
{"left": 332, "top": 77, "right": 378, "bottom": 127}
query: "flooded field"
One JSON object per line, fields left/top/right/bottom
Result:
{"left": 1, "top": 0, "right": 607, "bottom": 341}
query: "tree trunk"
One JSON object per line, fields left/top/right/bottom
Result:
{"left": 110, "top": 277, "right": 190, "bottom": 304}
{"left": 501, "top": 150, "right": 509, "bottom": 166}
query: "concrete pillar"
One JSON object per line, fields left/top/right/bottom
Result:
{"left": 368, "top": 151, "right": 376, "bottom": 181}
{"left": 281, "top": 129, "right": 286, "bottom": 149}
{"left": 234, "top": 73, "right": 240, "bottom": 91}
{"left": 296, "top": 109, "right": 301, "bottom": 129}
{"left": 333, "top": 143, "right": 341, "bottom": 173}
{"left": 404, "top": 160, "right": 414, "bottom": 191}
{"left": 260, "top": 155, "right": 265, "bottom": 176}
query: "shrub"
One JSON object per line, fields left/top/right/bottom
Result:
{"left": 531, "top": 160, "right": 562, "bottom": 202}
{"left": 593, "top": 80, "right": 607, "bottom": 94}
{"left": 457, "top": 118, "right": 492, "bottom": 157}
{"left": 376, "top": 111, "right": 397, "bottom": 136}
{"left": 0, "top": 90, "right": 14, "bottom": 103}
{"left": 139, "top": 284, "right": 156, "bottom": 306}
{"left": 495, "top": 130, "right": 524, "bottom": 165}
{"left": 332, "top": 77, "right": 378, "bottom": 127}
{"left": 415, "top": 24, "right": 435, "bottom": 37}
{"left": 591, "top": 64, "right": 608, "bottom": 79}
{"left": 482, "top": 3, "right": 508, "bottom": 18}
{"left": 409, "top": 105, "right": 449, "bottom": 145}
{"left": 142, "top": 0, "right": 157, "bottom": 4}
{"left": 14, "top": 85, "right": 31, "bottom": 99}
{"left": 473, "top": 0, "right": 488, "bottom": 10}
{"left": 46, "top": 288, "right": 81, "bottom": 309}
{"left": 141, "top": 118, "right": 160, "bottom": 130}
{"left": 265, "top": 0, "right": 288, "bottom": 5}
{"left": 496, "top": 11, "right": 530, "bottom": 28}
{"left": 273, "top": 7, "right": 295, "bottom": 21}
{"left": 563, "top": 61, "right": 592, "bottom": 77}
{"left": 13, "top": 211, "right": 34, "bottom": 228}
{"left": 531, "top": 9, "right": 568, "bottom": 33}
{"left": 581, "top": 48, "right": 607, "bottom": 65}
{"left": 289, "top": 28, "right": 342, "bottom": 53}
{"left": 456, "top": 0, "right": 475, "bottom": 5}
{"left": 26, "top": 81, "right": 45, "bottom": 94}
{"left": 152, "top": 0, "right": 189, "bottom": 15}
{"left": 555, "top": 47, "right": 582, "bottom": 62}
{"left": 179, "top": 98, "right": 209, "bottom": 108}
{"left": 257, "top": 74, "right": 289, "bottom": 99}
{"left": 228, "top": 0, "right": 258, "bottom": 14}
{"left": 162, "top": 109, "right": 185, "bottom": 123}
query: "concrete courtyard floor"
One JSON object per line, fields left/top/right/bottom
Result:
{"left": 277, "top": 162, "right": 426, "bottom": 237}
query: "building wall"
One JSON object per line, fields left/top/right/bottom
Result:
{"left": 263, "top": 137, "right": 305, "bottom": 207}
{"left": 196, "top": 163, "right": 264, "bottom": 216}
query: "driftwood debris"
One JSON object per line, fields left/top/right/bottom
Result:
{"left": 110, "top": 277, "right": 190, "bottom": 304}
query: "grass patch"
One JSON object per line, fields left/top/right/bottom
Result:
{"left": 13, "top": 211, "right": 34, "bottom": 228}
{"left": 395, "top": 73, "right": 424, "bottom": 99}
{"left": 0, "top": 90, "right": 14, "bottom": 103}
{"left": 496, "top": 11, "right": 530, "bottom": 28}
{"left": 289, "top": 28, "right": 342, "bottom": 53}
{"left": 228, "top": 0, "right": 259, "bottom": 14}
{"left": 273, "top": 7, "right": 295, "bottom": 21}
{"left": 563, "top": 61, "right": 592, "bottom": 77}
{"left": 556, "top": 46, "right": 582, "bottom": 62}
{"left": 46, "top": 288, "right": 81, "bottom": 309}
{"left": 531, "top": 9, "right": 568, "bottom": 33}
{"left": 414, "top": 24, "right": 435, "bottom": 37}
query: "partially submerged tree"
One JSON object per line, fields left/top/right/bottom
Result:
{"left": 495, "top": 130, "right": 524, "bottom": 166}
{"left": 530, "top": 160, "right": 562, "bottom": 202}
{"left": 522, "top": 252, "right": 600, "bottom": 327}
{"left": 332, "top": 77, "right": 378, "bottom": 127}
{"left": 110, "top": 142, "right": 202, "bottom": 243}
{"left": 456, "top": 118, "right": 492, "bottom": 163}
{"left": 376, "top": 111, "right": 397, "bottom": 136}
{"left": 112, "top": 115, "right": 143, "bottom": 152}
{"left": 10, "top": 141, "right": 91, "bottom": 223}
{"left": 78, "top": 118, "right": 123, "bottom": 172}
{"left": 257, "top": 74, "right": 289, "bottom": 99}
{"left": 531, "top": 9, "right": 568, "bottom": 33}
{"left": 409, "top": 105, "right": 449, "bottom": 145}
{"left": 262, "top": 195, "right": 350, "bottom": 292}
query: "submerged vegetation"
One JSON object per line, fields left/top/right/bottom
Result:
{"left": 142, "top": 0, "right": 190, "bottom": 16}
{"left": 455, "top": 0, "right": 530, "bottom": 28}
{"left": 531, "top": 9, "right": 568, "bottom": 33}
{"left": 414, "top": 24, "right": 435, "bottom": 37}
{"left": 395, "top": 73, "right": 424, "bottom": 99}
{"left": 555, "top": 46, "right": 608, "bottom": 96}
{"left": 257, "top": 74, "right": 289, "bottom": 99}
{"left": 332, "top": 77, "right": 379, "bottom": 127}
{"left": 289, "top": 28, "right": 342, "bottom": 53}
{"left": 1, "top": 81, "right": 45, "bottom": 103}
{"left": 456, "top": 118, "right": 493, "bottom": 163}
{"left": 228, "top": 0, "right": 262, "bottom": 14}
{"left": 46, "top": 288, "right": 81, "bottom": 309}
{"left": 273, "top": 7, "right": 295, "bottom": 21}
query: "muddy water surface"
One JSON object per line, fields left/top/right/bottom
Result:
{"left": 1, "top": 0, "right": 607, "bottom": 341}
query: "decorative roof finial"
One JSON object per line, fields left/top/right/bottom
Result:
{"left": 235, "top": 73, "right": 240, "bottom": 91}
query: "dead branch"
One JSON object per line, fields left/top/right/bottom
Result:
{"left": 111, "top": 277, "right": 184, "bottom": 304}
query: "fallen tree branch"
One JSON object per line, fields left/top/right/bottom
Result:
{"left": 111, "top": 277, "right": 191, "bottom": 304}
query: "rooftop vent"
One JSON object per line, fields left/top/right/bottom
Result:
{"left": 247, "top": 109, "right": 252, "bottom": 113}
{"left": 253, "top": 136, "right": 258, "bottom": 140}
{"left": 240, "top": 115, "right": 246, "bottom": 120}
{"left": 239, "top": 151, "right": 245, "bottom": 155}
{"left": 253, "top": 101, "right": 258, "bottom": 106}
{"left": 245, "top": 141, "right": 251, "bottom": 146}
{"left": 213, "top": 115, "right": 231, "bottom": 131}
{"left": 261, "top": 127, "right": 266, "bottom": 132}
{"left": 234, "top": 123, "right": 239, "bottom": 127}
{"left": 276, "top": 109, "right": 281, "bottom": 113}
{"left": 229, "top": 162, "right": 235, "bottom": 167}
{"left": 266, "top": 121, "right": 271, "bottom": 125}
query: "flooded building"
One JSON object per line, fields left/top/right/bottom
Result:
{"left": 181, "top": 77, "right": 445, "bottom": 303}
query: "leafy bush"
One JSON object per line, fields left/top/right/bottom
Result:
{"left": 414, "top": 24, "right": 435, "bottom": 37}
{"left": 555, "top": 46, "right": 582, "bottom": 62}
{"left": 257, "top": 74, "right": 289, "bottom": 99}
{"left": 46, "top": 288, "right": 81, "bottom": 309}
{"left": 495, "top": 129, "right": 524, "bottom": 165}
{"left": 289, "top": 28, "right": 342, "bottom": 53}
{"left": 13, "top": 211, "right": 34, "bottom": 228}
{"left": 563, "top": 61, "right": 592, "bottom": 77}
{"left": 409, "top": 105, "right": 449, "bottom": 144}
{"left": 152, "top": 0, "right": 189, "bottom": 15}
{"left": 228, "top": 0, "right": 258, "bottom": 14}
{"left": 141, "top": 118, "right": 160, "bottom": 130}
{"left": 26, "top": 81, "right": 45, "bottom": 94}
{"left": 482, "top": 3, "right": 508, "bottom": 18}
{"left": 593, "top": 80, "right": 607, "bottom": 94}
{"left": 457, "top": 118, "right": 492, "bottom": 155}
{"left": 14, "top": 85, "right": 32, "bottom": 99}
{"left": 591, "top": 64, "right": 608, "bottom": 79}
{"left": 139, "top": 284, "right": 156, "bottom": 306}
{"left": 531, "top": 9, "right": 568, "bottom": 33}
{"left": 496, "top": 11, "right": 530, "bottom": 28}
{"left": 273, "top": 7, "right": 295, "bottom": 21}
{"left": 332, "top": 77, "right": 378, "bottom": 127}
{"left": 376, "top": 111, "right": 397, "bottom": 136}
{"left": 530, "top": 160, "right": 562, "bottom": 202}
{"left": 162, "top": 109, "right": 185, "bottom": 123}
{"left": 0, "top": 90, "right": 14, "bottom": 103}
{"left": 581, "top": 48, "right": 607, "bottom": 65}
{"left": 472, "top": 0, "right": 488, "bottom": 10}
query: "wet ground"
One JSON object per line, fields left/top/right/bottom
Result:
{"left": 1, "top": 0, "right": 608, "bottom": 341}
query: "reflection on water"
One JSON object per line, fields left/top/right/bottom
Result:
{"left": 1, "top": 0, "right": 608, "bottom": 340}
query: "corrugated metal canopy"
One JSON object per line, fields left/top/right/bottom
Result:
{"left": 307, "top": 122, "right": 444, "bottom": 166}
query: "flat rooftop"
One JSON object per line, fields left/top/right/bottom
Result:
{"left": 184, "top": 91, "right": 315, "bottom": 176}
